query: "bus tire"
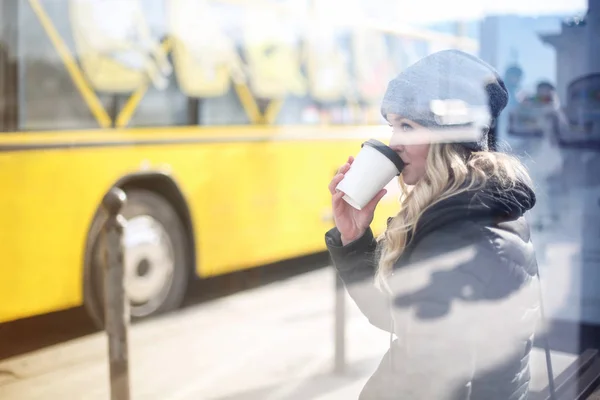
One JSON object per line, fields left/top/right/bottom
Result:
{"left": 84, "top": 188, "right": 191, "bottom": 328}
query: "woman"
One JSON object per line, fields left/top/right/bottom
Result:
{"left": 326, "top": 50, "right": 541, "bottom": 399}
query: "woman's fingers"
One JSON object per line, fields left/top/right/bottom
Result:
{"left": 328, "top": 173, "right": 345, "bottom": 195}
{"left": 336, "top": 156, "right": 354, "bottom": 174}
{"left": 330, "top": 157, "right": 354, "bottom": 195}
{"left": 332, "top": 190, "right": 345, "bottom": 203}
{"left": 332, "top": 190, "right": 347, "bottom": 212}
{"left": 336, "top": 162, "right": 350, "bottom": 175}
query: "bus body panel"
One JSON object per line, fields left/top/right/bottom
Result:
{"left": 0, "top": 128, "right": 400, "bottom": 323}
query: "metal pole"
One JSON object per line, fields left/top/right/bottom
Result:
{"left": 101, "top": 187, "right": 130, "bottom": 400}
{"left": 334, "top": 270, "right": 346, "bottom": 374}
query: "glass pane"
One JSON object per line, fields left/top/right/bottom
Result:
{"left": 7, "top": 3, "right": 600, "bottom": 400}
{"left": 0, "top": 0, "right": 19, "bottom": 132}
{"left": 17, "top": 0, "right": 98, "bottom": 131}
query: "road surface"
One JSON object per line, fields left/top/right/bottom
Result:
{"left": 0, "top": 259, "right": 586, "bottom": 400}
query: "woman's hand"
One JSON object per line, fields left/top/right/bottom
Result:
{"left": 329, "top": 156, "right": 387, "bottom": 245}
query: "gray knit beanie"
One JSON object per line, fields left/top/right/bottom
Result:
{"left": 381, "top": 49, "right": 508, "bottom": 151}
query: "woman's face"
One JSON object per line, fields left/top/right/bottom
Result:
{"left": 387, "top": 114, "right": 430, "bottom": 185}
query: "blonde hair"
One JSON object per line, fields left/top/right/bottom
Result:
{"left": 374, "top": 143, "right": 532, "bottom": 291}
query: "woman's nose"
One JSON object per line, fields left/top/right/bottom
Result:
{"left": 390, "top": 144, "right": 404, "bottom": 153}
{"left": 389, "top": 134, "right": 404, "bottom": 152}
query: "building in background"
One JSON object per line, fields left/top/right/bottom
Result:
{"left": 539, "top": 4, "right": 600, "bottom": 102}
{"left": 479, "top": 15, "right": 569, "bottom": 94}
{"left": 424, "top": 13, "right": 578, "bottom": 96}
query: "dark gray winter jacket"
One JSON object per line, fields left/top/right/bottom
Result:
{"left": 325, "top": 179, "right": 541, "bottom": 400}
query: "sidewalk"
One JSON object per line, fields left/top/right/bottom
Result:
{"left": 0, "top": 266, "right": 579, "bottom": 400}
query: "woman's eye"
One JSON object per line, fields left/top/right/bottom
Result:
{"left": 390, "top": 122, "right": 415, "bottom": 132}
{"left": 400, "top": 123, "right": 414, "bottom": 132}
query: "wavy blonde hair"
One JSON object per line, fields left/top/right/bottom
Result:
{"left": 374, "top": 143, "right": 532, "bottom": 291}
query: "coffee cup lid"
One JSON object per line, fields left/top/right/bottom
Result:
{"left": 362, "top": 139, "right": 405, "bottom": 175}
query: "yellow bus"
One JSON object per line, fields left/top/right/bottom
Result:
{"left": 0, "top": 0, "right": 477, "bottom": 326}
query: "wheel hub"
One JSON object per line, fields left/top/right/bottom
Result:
{"left": 123, "top": 215, "right": 175, "bottom": 316}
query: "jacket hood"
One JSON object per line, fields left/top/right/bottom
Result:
{"left": 469, "top": 178, "right": 536, "bottom": 218}
{"left": 411, "top": 176, "right": 536, "bottom": 244}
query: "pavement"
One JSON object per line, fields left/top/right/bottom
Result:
{"left": 0, "top": 258, "right": 587, "bottom": 400}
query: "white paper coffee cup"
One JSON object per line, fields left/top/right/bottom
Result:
{"left": 335, "top": 139, "right": 405, "bottom": 210}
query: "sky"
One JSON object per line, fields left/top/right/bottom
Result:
{"left": 398, "top": 0, "right": 587, "bottom": 21}
{"left": 108, "top": 0, "right": 590, "bottom": 33}
{"left": 335, "top": 0, "right": 588, "bottom": 25}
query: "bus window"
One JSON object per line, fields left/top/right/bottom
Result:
{"left": 352, "top": 29, "right": 394, "bottom": 105}
{"left": 0, "top": 0, "right": 18, "bottom": 132}
{"left": 197, "top": 89, "right": 252, "bottom": 126}
{"left": 68, "top": 0, "right": 171, "bottom": 93}
{"left": 119, "top": 84, "right": 190, "bottom": 128}
{"left": 168, "top": 0, "right": 242, "bottom": 99}
{"left": 305, "top": 22, "right": 351, "bottom": 103}
{"left": 272, "top": 0, "right": 357, "bottom": 126}
{"left": 159, "top": 0, "right": 250, "bottom": 127}
{"left": 242, "top": 8, "right": 306, "bottom": 100}
{"left": 16, "top": 1, "right": 97, "bottom": 131}
{"left": 383, "top": 34, "right": 431, "bottom": 83}
{"left": 273, "top": 25, "right": 355, "bottom": 126}
{"left": 129, "top": 75, "right": 251, "bottom": 127}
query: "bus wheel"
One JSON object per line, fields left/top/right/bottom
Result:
{"left": 85, "top": 189, "right": 191, "bottom": 328}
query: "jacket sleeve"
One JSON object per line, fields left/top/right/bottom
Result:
{"left": 325, "top": 226, "right": 393, "bottom": 332}
{"left": 386, "top": 229, "right": 536, "bottom": 400}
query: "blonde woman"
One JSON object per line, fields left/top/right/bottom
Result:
{"left": 326, "top": 50, "right": 541, "bottom": 400}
